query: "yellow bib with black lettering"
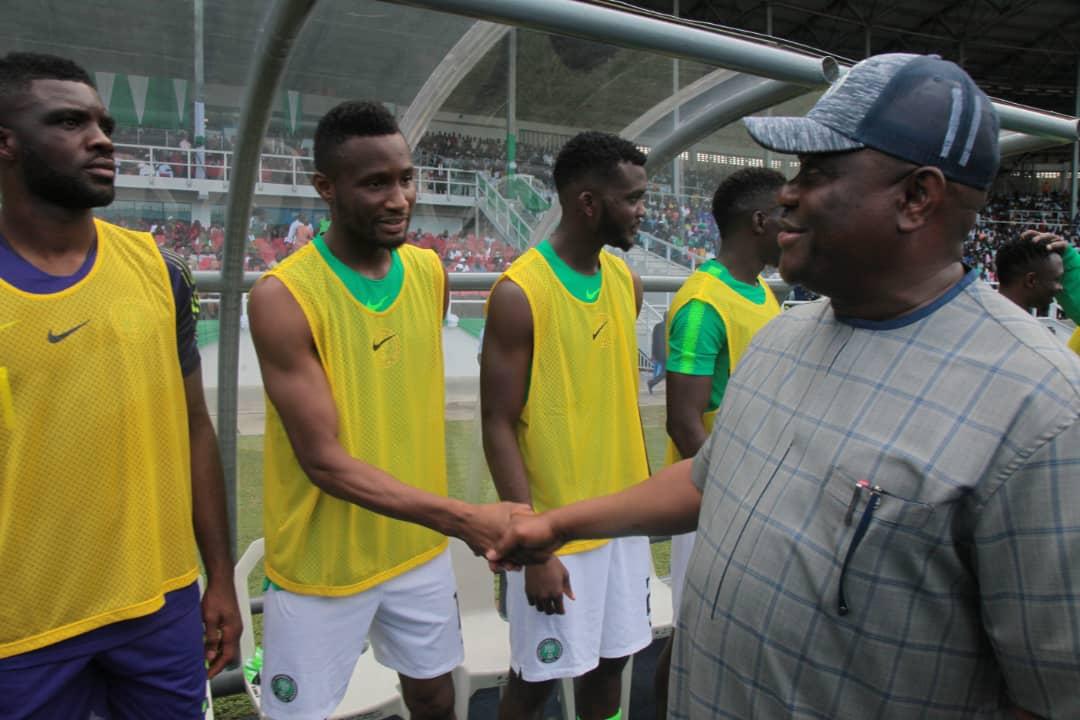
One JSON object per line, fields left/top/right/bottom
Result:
{"left": 664, "top": 270, "right": 780, "bottom": 465}
{"left": 0, "top": 219, "right": 196, "bottom": 658}
{"left": 262, "top": 243, "right": 447, "bottom": 595}
{"left": 496, "top": 248, "right": 649, "bottom": 555}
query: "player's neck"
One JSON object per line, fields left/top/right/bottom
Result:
{"left": 999, "top": 286, "right": 1033, "bottom": 313}
{"left": 718, "top": 246, "right": 763, "bottom": 286}
{"left": 0, "top": 191, "right": 96, "bottom": 264}
{"left": 324, "top": 226, "right": 394, "bottom": 280}
{"left": 549, "top": 228, "right": 602, "bottom": 275}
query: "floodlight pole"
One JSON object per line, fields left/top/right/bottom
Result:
{"left": 764, "top": 1, "right": 775, "bottom": 173}
{"left": 1072, "top": 55, "right": 1078, "bottom": 220}
{"left": 193, "top": 0, "right": 206, "bottom": 169}
{"left": 507, "top": 29, "right": 517, "bottom": 177}
{"left": 671, "top": 0, "right": 682, "bottom": 199}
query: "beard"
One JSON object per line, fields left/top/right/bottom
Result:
{"left": 19, "top": 143, "right": 114, "bottom": 209}
{"left": 598, "top": 207, "right": 633, "bottom": 251}
{"left": 334, "top": 212, "right": 409, "bottom": 253}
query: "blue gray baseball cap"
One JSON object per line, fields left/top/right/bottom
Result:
{"left": 744, "top": 53, "right": 1000, "bottom": 190}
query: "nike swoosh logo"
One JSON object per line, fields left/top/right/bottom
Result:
{"left": 0, "top": 321, "right": 17, "bottom": 332}
{"left": 372, "top": 334, "right": 396, "bottom": 351}
{"left": 585, "top": 288, "right": 600, "bottom": 301}
{"left": 369, "top": 295, "right": 391, "bottom": 311}
{"left": 47, "top": 320, "right": 90, "bottom": 344}
{"left": 592, "top": 321, "right": 608, "bottom": 340}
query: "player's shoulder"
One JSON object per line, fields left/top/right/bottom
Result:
{"left": 94, "top": 217, "right": 158, "bottom": 252}
{"left": 158, "top": 246, "right": 193, "bottom": 282}
{"left": 965, "top": 280, "right": 1080, "bottom": 394}
{"left": 503, "top": 246, "right": 543, "bottom": 274}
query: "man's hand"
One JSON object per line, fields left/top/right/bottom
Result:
{"left": 202, "top": 578, "right": 242, "bottom": 678}
{"left": 459, "top": 501, "right": 532, "bottom": 557}
{"left": 525, "top": 556, "right": 574, "bottom": 615}
{"left": 487, "top": 509, "right": 565, "bottom": 569}
{"left": 1022, "top": 228, "right": 1068, "bottom": 254}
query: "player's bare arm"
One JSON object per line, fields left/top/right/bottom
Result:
{"left": 184, "top": 369, "right": 242, "bottom": 678}
{"left": 481, "top": 278, "right": 573, "bottom": 613}
{"left": 492, "top": 460, "right": 702, "bottom": 568}
{"left": 441, "top": 263, "right": 450, "bottom": 318}
{"left": 632, "top": 270, "right": 643, "bottom": 318}
{"left": 665, "top": 373, "right": 713, "bottom": 459}
{"left": 249, "top": 275, "right": 523, "bottom": 553}
{"left": 481, "top": 279, "right": 534, "bottom": 507}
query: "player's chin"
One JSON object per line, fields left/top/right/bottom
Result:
{"left": 376, "top": 232, "right": 408, "bottom": 250}
{"left": 612, "top": 233, "right": 636, "bottom": 252}
{"left": 86, "top": 186, "right": 117, "bottom": 208}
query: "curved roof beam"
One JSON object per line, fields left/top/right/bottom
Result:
{"left": 388, "top": 0, "right": 1077, "bottom": 141}
{"left": 643, "top": 81, "right": 811, "bottom": 171}
{"left": 999, "top": 130, "right": 1074, "bottom": 157}
{"left": 399, "top": 20, "right": 511, "bottom": 148}
{"left": 388, "top": 0, "right": 839, "bottom": 85}
{"left": 621, "top": 68, "right": 738, "bottom": 139}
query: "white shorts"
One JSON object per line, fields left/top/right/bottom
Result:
{"left": 261, "top": 548, "right": 464, "bottom": 719}
{"left": 669, "top": 531, "right": 695, "bottom": 623}
{"left": 506, "top": 536, "right": 653, "bottom": 682}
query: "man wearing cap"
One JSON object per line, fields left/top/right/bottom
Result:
{"left": 491, "top": 53, "right": 1080, "bottom": 719}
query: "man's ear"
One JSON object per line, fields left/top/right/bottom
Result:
{"left": 578, "top": 190, "right": 596, "bottom": 219}
{"left": 0, "top": 125, "right": 17, "bottom": 163}
{"left": 312, "top": 171, "right": 334, "bottom": 206}
{"left": 897, "top": 166, "right": 946, "bottom": 234}
{"left": 750, "top": 209, "right": 767, "bottom": 235}
{"left": 1023, "top": 270, "right": 1039, "bottom": 289}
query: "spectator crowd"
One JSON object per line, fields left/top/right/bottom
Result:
{"left": 106, "top": 127, "right": 1080, "bottom": 279}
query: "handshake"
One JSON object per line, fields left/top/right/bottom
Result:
{"left": 457, "top": 501, "right": 564, "bottom": 570}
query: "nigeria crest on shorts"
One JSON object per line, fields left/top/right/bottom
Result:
{"left": 537, "top": 637, "right": 563, "bottom": 664}
{"left": 271, "top": 674, "right": 298, "bottom": 703}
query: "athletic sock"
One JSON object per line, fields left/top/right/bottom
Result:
{"left": 577, "top": 711, "right": 622, "bottom": 720}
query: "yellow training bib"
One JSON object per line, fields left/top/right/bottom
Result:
{"left": 664, "top": 270, "right": 780, "bottom": 465}
{"left": 0, "top": 219, "right": 196, "bottom": 658}
{"left": 495, "top": 248, "right": 650, "bottom": 555}
{"left": 262, "top": 243, "right": 448, "bottom": 595}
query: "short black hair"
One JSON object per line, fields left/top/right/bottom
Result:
{"left": 995, "top": 236, "right": 1061, "bottom": 286}
{"left": 553, "top": 131, "right": 646, "bottom": 195}
{"left": 711, "top": 167, "right": 787, "bottom": 237}
{"left": 314, "top": 100, "right": 400, "bottom": 176}
{"left": 0, "top": 52, "right": 95, "bottom": 117}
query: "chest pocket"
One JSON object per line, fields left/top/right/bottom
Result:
{"left": 823, "top": 463, "right": 963, "bottom": 617}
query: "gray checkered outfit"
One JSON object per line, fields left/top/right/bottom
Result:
{"left": 671, "top": 272, "right": 1080, "bottom": 719}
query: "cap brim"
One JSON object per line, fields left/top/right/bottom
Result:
{"left": 743, "top": 116, "right": 865, "bottom": 155}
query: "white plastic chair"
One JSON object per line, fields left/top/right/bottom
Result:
{"left": 649, "top": 553, "right": 674, "bottom": 641}
{"left": 447, "top": 538, "right": 513, "bottom": 720}
{"left": 233, "top": 538, "right": 409, "bottom": 719}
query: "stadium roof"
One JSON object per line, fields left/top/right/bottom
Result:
{"left": 1, "top": 0, "right": 1075, "bottom": 160}
{"left": 620, "top": 0, "right": 1080, "bottom": 117}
